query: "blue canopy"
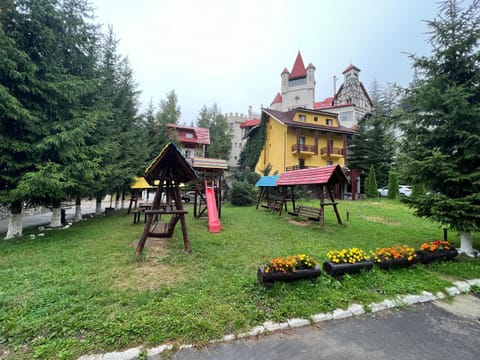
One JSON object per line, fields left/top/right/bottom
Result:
{"left": 255, "top": 175, "right": 279, "bottom": 187}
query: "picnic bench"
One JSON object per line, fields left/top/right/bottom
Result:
{"left": 288, "top": 205, "right": 323, "bottom": 221}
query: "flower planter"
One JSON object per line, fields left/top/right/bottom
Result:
{"left": 416, "top": 248, "right": 458, "bottom": 264}
{"left": 257, "top": 265, "right": 321, "bottom": 289}
{"left": 322, "top": 260, "right": 373, "bottom": 277}
{"left": 375, "top": 257, "right": 417, "bottom": 270}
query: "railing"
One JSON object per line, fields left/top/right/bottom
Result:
{"left": 291, "top": 144, "right": 316, "bottom": 153}
{"left": 320, "top": 147, "right": 344, "bottom": 156}
{"left": 285, "top": 165, "right": 316, "bottom": 171}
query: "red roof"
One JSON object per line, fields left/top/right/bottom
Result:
{"left": 314, "top": 97, "right": 334, "bottom": 109}
{"left": 270, "top": 92, "right": 283, "bottom": 105}
{"left": 289, "top": 51, "right": 306, "bottom": 80}
{"left": 263, "top": 108, "right": 356, "bottom": 135}
{"left": 240, "top": 119, "right": 261, "bottom": 128}
{"left": 281, "top": 67, "right": 290, "bottom": 75}
{"left": 168, "top": 124, "right": 210, "bottom": 145}
{"left": 277, "top": 165, "right": 348, "bottom": 186}
{"left": 306, "top": 62, "right": 316, "bottom": 70}
{"left": 342, "top": 64, "right": 361, "bottom": 74}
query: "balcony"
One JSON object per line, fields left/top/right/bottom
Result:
{"left": 285, "top": 165, "right": 316, "bottom": 171}
{"left": 291, "top": 143, "right": 316, "bottom": 157}
{"left": 320, "top": 147, "right": 344, "bottom": 158}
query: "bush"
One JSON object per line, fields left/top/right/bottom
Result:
{"left": 387, "top": 170, "right": 399, "bottom": 199}
{"left": 230, "top": 180, "right": 256, "bottom": 206}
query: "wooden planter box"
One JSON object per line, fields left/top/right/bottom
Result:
{"left": 416, "top": 248, "right": 458, "bottom": 264}
{"left": 257, "top": 265, "right": 321, "bottom": 289}
{"left": 323, "top": 260, "right": 373, "bottom": 278}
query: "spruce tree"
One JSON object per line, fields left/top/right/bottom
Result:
{"left": 365, "top": 165, "right": 378, "bottom": 198}
{"left": 402, "top": 0, "right": 480, "bottom": 255}
{"left": 0, "top": 19, "right": 39, "bottom": 238}
{"left": 387, "top": 170, "right": 399, "bottom": 199}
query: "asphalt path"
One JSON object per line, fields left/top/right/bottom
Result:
{"left": 0, "top": 200, "right": 112, "bottom": 236}
{"left": 164, "top": 295, "right": 480, "bottom": 360}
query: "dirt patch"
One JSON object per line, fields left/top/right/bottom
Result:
{"left": 288, "top": 219, "right": 311, "bottom": 227}
{"left": 362, "top": 216, "right": 401, "bottom": 226}
{"left": 111, "top": 237, "right": 183, "bottom": 291}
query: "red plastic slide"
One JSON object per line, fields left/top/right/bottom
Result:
{"left": 205, "top": 182, "right": 221, "bottom": 233}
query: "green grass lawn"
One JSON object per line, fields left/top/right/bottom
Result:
{"left": 1, "top": 199, "right": 479, "bottom": 359}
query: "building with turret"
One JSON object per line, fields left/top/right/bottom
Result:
{"left": 270, "top": 51, "right": 316, "bottom": 111}
{"left": 314, "top": 64, "right": 374, "bottom": 128}
{"left": 270, "top": 52, "right": 374, "bottom": 128}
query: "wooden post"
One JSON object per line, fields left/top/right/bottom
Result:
{"left": 327, "top": 185, "right": 343, "bottom": 225}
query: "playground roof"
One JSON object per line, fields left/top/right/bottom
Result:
{"left": 255, "top": 175, "right": 279, "bottom": 187}
{"left": 144, "top": 143, "right": 199, "bottom": 185}
{"left": 130, "top": 176, "right": 156, "bottom": 189}
{"left": 277, "top": 165, "right": 348, "bottom": 186}
{"left": 191, "top": 157, "right": 228, "bottom": 170}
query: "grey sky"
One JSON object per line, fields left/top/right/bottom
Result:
{"left": 91, "top": 0, "right": 439, "bottom": 123}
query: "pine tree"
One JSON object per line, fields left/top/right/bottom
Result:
{"left": 365, "top": 165, "right": 378, "bottom": 198}
{"left": 387, "top": 170, "right": 399, "bottom": 199}
{"left": 348, "top": 83, "right": 399, "bottom": 187}
{"left": 0, "top": 17, "right": 39, "bottom": 238}
{"left": 12, "top": 0, "right": 102, "bottom": 226}
{"left": 402, "top": 0, "right": 480, "bottom": 255}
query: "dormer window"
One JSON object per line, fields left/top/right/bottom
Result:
{"left": 298, "top": 115, "right": 306, "bottom": 122}
{"left": 326, "top": 118, "right": 333, "bottom": 126}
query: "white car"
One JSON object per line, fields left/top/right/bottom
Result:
{"left": 378, "top": 185, "right": 412, "bottom": 197}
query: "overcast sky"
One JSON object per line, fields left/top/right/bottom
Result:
{"left": 91, "top": 0, "right": 440, "bottom": 123}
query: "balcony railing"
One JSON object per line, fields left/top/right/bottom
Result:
{"left": 285, "top": 165, "right": 316, "bottom": 171}
{"left": 291, "top": 144, "right": 316, "bottom": 153}
{"left": 320, "top": 147, "right": 344, "bottom": 157}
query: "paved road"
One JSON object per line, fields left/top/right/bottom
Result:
{"left": 0, "top": 200, "right": 112, "bottom": 236}
{"left": 163, "top": 295, "right": 480, "bottom": 360}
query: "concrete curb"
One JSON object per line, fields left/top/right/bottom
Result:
{"left": 77, "top": 277, "right": 480, "bottom": 360}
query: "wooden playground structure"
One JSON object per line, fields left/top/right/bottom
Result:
{"left": 256, "top": 165, "right": 348, "bottom": 226}
{"left": 135, "top": 143, "right": 198, "bottom": 256}
{"left": 189, "top": 157, "right": 228, "bottom": 219}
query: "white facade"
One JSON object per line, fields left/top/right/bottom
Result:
{"left": 224, "top": 106, "right": 260, "bottom": 169}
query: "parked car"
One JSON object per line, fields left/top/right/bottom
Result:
{"left": 378, "top": 185, "right": 412, "bottom": 197}
{"left": 182, "top": 191, "right": 196, "bottom": 203}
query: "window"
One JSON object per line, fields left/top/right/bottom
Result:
{"left": 298, "top": 115, "right": 306, "bottom": 122}
{"left": 185, "top": 133, "right": 193, "bottom": 139}
{"left": 339, "top": 111, "right": 353, "bottom": 122}
{"left": 326, "top": 160, "right": 333, "bottom": 166}
{"left": 314, "top": 117, "right": 318, "bottom": 122}
{"left": 288, "top": 77, "right": 307, "bottom": 86}
{"left": 326, "top": 118, "right": 333, "bottom": 126}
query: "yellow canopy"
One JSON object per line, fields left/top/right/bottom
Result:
{"left": 131, "top": 176, "right": 156, "bottom": 189}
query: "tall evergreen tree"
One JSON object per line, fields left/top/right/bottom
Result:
{"left": 150, "top": 90, "right": 179, "bottom": 156}
{"left": 348, "top": 113, "right": 396, "bottom": 187}
{"left": 365, "top": 164, "right": 378, "bottom": 198}
{"left": 92, "top": 27, "right": 142, "bottom": 213}
{"left": 0, "top": 18, "right": 39, "bottom": 238}
{"left": 197, "top": 103, "right": 232, "bottom": 160}
{"left": 14, "top": 0, "right": 101, "bottom": 226}
{"left": 402, "top": 0, "right": 480, "bottom": 256}
{"left": 387, "top": 169, "right": 400, "bottom": 199}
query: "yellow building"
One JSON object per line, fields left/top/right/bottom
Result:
{"left": 255, "top": 108, "right": 356, "bottom": 174}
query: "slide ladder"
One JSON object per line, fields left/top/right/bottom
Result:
{"left": 205, "top": 181, "right": 221, "bottom": 233}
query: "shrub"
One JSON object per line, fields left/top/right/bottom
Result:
{"left": 230, "top": 180, "right": 256, "bottom": 206}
